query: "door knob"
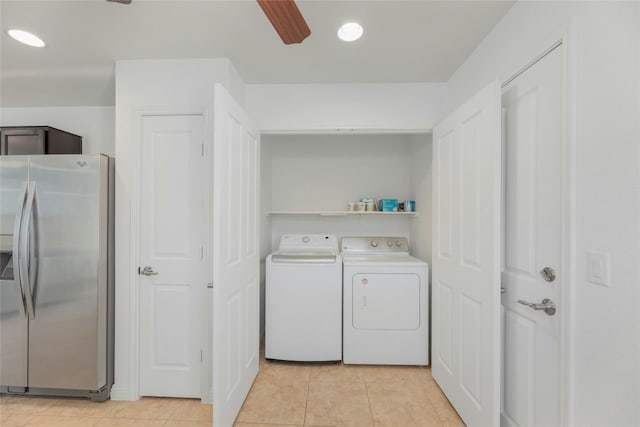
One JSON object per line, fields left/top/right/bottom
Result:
{"left": 517, "top": 298, "right": 556, "bottom": 316}
{"left": 540, "top": 267, "right": 556, "bottom": 282}
{"left": 139, "top": 266, "right": 158, "bottom": 276}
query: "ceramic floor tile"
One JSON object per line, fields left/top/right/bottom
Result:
{"left": 4, "top": 414, "right": 100, "bottom": 426}
{"left": 94, "top": 418, "right": 166, "bottom": 426}
{"left": 236, "top": 371, "right": 308, "bottom": 425}
{"left": 0, "top": 396, "right": 61, "bottom": 415}
{"left": 308, "top": 363, "right": 365, "bottom": 384}
{"left": 366, "top": 381, "right": 442, "bottom": 427}
{"left": 109, "top": 397, "right": 182, "bottom": 420}
{"left": 441, "top": 419, "right": 466, "bottom": 427}
{"left": 429, "top": 391, "right": 463, "bottom": 425}
{"left": 356, "top": 365, "right": 433, "bottom": 386}
{"left": 234, "top": 423, "right": 304, "bottom": 427}
{"left": 0, "top": 414, "right": 29, "bottom": 427}
{"left": 40, "top": 398, "right": 128, "bottom": 418}
{"left": 260, "top": 360, "right": 312, "bottom": 382}
{"left": 163, "top": 420, "right": 212, "bottom": 427}
{"left": 167, "top": 398, "right": 212, "bottom": 421}
{"left": 305, "top": 381, "right": 373, "bottom": 427}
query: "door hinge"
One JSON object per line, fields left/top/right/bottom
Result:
{"left": 201, "top": 246, "right": 204, "bottom": 260}
{"left": 201, "top": 350, "right": 203, "bottom": 362}
{"left": 201, "top": 143, "right": 204, "bottom": 157}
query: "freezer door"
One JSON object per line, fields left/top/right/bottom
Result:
{"left": 0, "top": 156, "right": 29, "bottom": 389}
{"left": 27, "top": 155, "right": 109, "bottom": 390}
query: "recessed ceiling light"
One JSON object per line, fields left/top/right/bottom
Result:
{"left": 7, "top": 29, "right": 46, "bottom": 48}
{"left": 337, "top": 22, "right": 363, "bottom": 42}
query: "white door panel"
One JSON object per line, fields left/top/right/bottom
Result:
{"left": 501, "top": 46, "right": 563, "bottom": 427}
{"left": 139, "top": 114, "right": 204, "bottom": 398}
{"left": 213, "top": 84, "right": 260, "bottom": 427}
{"left": 432, "top": 81, "right": 502, "bottom": 427}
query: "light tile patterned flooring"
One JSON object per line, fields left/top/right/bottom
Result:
{"left": 235, "top": 358, "right": 464, "bottom": 427}
{"left": 0, "top": 396, "right": 212, "bottom": 426}
{"left": 0, "top": 358, "right": 463, "bottom": 427}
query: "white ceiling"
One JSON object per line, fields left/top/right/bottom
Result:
{"left": 0, "top": 0, "right": 514, "bottom": 107}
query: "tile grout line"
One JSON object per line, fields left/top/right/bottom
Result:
{"left": 363, "top": 380, "right": 375, "bottom": 426}
{"left": 303, "top": 370, "right": 311, "bottom": 426}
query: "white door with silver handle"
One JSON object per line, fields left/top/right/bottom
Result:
{"left": 138, "top": 114, "right": 205, "bottom": 398}
{"left": 501, "top": 45, "right": 563, "bottom": 427}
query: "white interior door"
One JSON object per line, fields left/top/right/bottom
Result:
{"left": 139, "top": 114, "right": 205, "bottom": 398}
{"left": 501, "top": 45, "right": 563, "bottom": 427}
{"left": 212, "top": 84, "right": 260, "bottom": 427}
{"left": 432, "top": 81, "right": 502, "bottom": 427}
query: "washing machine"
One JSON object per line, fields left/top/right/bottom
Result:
{"left": 342, "top": 237, "right": 429, "bottom": 365}
{"left": 266, "top": 234, "right": 342, "bottom": 362}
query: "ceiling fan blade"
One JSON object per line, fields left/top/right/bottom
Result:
{"left": 257, "top": 0, "right": 311, "bottom": 45}
{"left": 106, "top": 0, "right": 132, "bottom": 4}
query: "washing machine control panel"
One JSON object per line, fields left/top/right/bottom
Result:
{"left": 342, "top": 237, "right": 409, "bottom": 254}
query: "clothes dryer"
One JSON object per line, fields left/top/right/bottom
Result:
{"left": 342, "top": 237, "right": 429, "bottom": 365}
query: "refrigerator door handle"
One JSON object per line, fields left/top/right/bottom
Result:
{"left": 19, "top": 182, "right": 37, "bottom": 320}
{"left": 12, "top": 182, "right": 29, "bottom": 318}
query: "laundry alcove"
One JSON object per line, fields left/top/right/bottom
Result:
{"left": 259, "top": 131, "right": 434, "bottom": 337}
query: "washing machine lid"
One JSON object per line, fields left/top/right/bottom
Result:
{"left": 277, "top": 234, "right": 339, "bottom": 252}
{"left": 272, "top": 234, "right": 339, "bottom": 263}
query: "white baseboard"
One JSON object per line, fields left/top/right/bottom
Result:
{"left": 109, "top": 385, "right": 139, "bottom": 401}
{"left": 201, "top": 388, "right": 213, "bottom": 404}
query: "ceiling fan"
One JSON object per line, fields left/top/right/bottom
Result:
{"left": 106, "top": 0, "right": 311, "bottom": 45}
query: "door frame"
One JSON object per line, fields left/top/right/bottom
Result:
{"left": 499, "top": 28, "right": 577, "bottom": 426}
{"left": 126, "top": 106, "right": 214, "bottom": 402}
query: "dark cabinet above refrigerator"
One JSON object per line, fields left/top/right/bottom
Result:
{"left": 0, "top": 126, "right": 82, "bottom": 155}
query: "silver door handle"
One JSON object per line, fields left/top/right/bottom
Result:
{"left": 12, "top": 182, "right": 28, "bottom": 319}
{"left": 19, "top": 182, "right": 36, "bottom": 320}
{"left": 140, "top": 266, "right": 158, "bottom": 276}
{"left": 517, "top": 298, "right": 556, "bottom": 316}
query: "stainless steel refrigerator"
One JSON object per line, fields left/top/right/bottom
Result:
{"left": 0, "top": 154, "right": 113, "bottom": 401}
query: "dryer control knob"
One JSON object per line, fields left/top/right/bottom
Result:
{"left": 371, "top": 240, "right": 379, "bottom": 247}
{"left": 302, "top": 236, "right": 310, "bottom": 243}
{"left": 387, "top": 241, "right": 393, "bottom": 247}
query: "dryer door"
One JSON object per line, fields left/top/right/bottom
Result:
{"left": 352, "top": 273, "right": 420, "bottom": 330}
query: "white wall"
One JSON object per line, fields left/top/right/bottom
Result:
{"left": 409, "top": 134, "right": 433, "bottom": 263}
{"left": 259, "top": 137, "right": 272, "bottom": 339}
{"left": 113, "top": 58, "right": 244, "bottom": 401}
{"left": 247, "top": 83, "right": 448, "bottom": 132}
{"left": 0, "top": 106, "right": 115, "bottom": 156}
{"left": 264, "top": 133, "right": 419, "bottom": 250}
{"left": 447, "top": 2, "right": 640, "bottom": 425}
{"left": 268, "top": 134, "right": 413, "bottom": 212}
